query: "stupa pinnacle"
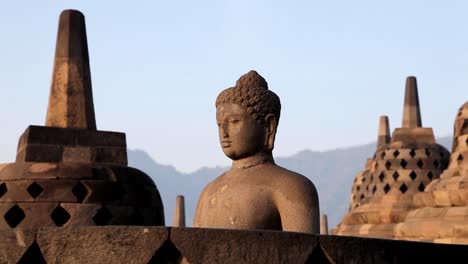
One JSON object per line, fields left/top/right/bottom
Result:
{"left": 402, "top": 76, "right": 422, "bottom": 129}
{"left": 46, "top": 10, "right": 96, "bottom": 130}
{"left": 377, "top": 116, "right": 391, "bottom": 150}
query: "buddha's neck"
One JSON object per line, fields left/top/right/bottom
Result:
{"left": 231, "top": 152, "right": 274, "bottom": 169}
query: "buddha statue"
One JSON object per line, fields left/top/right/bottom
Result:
{"left": 193, "top": 71, "right": 319, "bottom": 233}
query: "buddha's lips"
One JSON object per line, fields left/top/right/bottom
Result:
{"left": 221, "top": 141, "right": 232, "bottom": 147}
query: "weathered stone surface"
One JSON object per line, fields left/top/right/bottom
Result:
{"left": 395, "top": 101, "right": 468, "bottom": 243}
{"left": 0, "top": 228, "right": 38, "bottom": 264}
{"left": 334, "top": 77, "right": 449, "bottom": 239}
{"left": 0, "top": 227, "right": 465, "bottom": 263}
{"left": 194, "top": 71, "right": 319, "bottom": 233}
{"left": 320, "top": 234, "right": 468, "bottom": 263}
{"left": 37, "top": 226, "right": 168, "bottom": 264}
{"left": 171, "top": 227, "right": 319, "bottom": 264}
{"left": 173, "top": 195, "right": 186, "bottom": 227}
{"left": 46, "top": 9, "right": 96, "bottom": 130}
{"left": 17, "top": 126, "right": 126, "bottom": 150}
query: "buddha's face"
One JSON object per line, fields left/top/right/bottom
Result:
{"left": 216, "top": 103, "right": 266, "bottom": 160}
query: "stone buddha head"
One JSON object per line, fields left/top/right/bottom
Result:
{"left": 215, "top": 71, "right": 281, "bottom": 161}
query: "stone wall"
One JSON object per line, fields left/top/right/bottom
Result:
{"left": 2, "top": 227, "right": 467, "bottom": 264}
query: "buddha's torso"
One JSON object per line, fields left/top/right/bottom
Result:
{"left": 194, "top": 163, "right": 283, "bottom": 230}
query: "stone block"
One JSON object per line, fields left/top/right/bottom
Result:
{"left": 170, "top": 227, "right": 318, "bottom": 264}
{"left": 17, "top": 125, "right": 126, "bottom": 150}
{"left": 37, "top": 226, "right": 168, "bottom": 264}
{"left": 62, "top": 147, "right": 94, "bottom": 163}
{"left": 0, "top": 228, "right": 38, "bottom": 263}
{"left": 16, "top": 144, "right": 64, "bottom": 163}
{"left": 391, "top": 128, "right": 436, "bottom": 144}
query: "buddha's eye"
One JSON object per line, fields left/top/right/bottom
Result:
{"left": 229, "top": 119, "right": 239, "bottom": 124}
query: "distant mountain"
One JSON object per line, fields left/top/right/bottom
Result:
{"left": 128, "top": 136, "right": 452, "bottom": 229}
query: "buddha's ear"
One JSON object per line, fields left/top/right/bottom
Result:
{"left": 264, "top": 114, "right": 278, "bottom": 151}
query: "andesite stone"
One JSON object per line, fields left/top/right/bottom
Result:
{"left": 0, "top": 9, "right": 164, "bottom": 229}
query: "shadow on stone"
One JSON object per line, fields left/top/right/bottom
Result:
{"left": 306, "top": 245, "right": 334, "bottom": 264}
{"left": 17, "top": 241, "right": 47, "bottom": 264}
{"left": 148, "top": 239, "right": 183, "bottom": 264}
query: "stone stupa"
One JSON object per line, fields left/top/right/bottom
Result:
{"left": 0, "top": 10, "right": 164, "bottom": 229}
{"left": 348, "top": 116, "right": 391, "bottom": 211}
{"left": 333, "top": 77, "right": 449, "bottom": 238}
{"left": 394, "top": 102, "right": 468, "bottom": 244}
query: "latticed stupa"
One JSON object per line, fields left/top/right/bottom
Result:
{"left": 348, "top": 116, "right": 391, "bottom": 211}
{"left": 333, "top": 77, "right": 450, "bottom": 238}
{"left": 0, "top": 10, "right": 164, "bottom": 229}
{"left": 394, "top": 102, "right": 468, "bottom": 244}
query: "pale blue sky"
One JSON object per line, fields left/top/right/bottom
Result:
{"left": 0, "top": 1, "right": 467, "bottom": 172}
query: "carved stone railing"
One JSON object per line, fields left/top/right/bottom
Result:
{"left": 2, "top": 226, "right": 467, "bottom": 263}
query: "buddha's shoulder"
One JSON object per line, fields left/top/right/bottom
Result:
{"left": 199, "top": 171, "right": 231, "bottom": 194}
{"left": 261, "top": 164, "right": 317, "bottom": 193}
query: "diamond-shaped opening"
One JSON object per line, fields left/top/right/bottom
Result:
{"left": 381, "top": 151, "right": 386, "bottom": 159}
{"left": 370, "top": 175, "right": 374, "bottom": 182}
{"left": 361, "top": 177, "right": 366, "bottom": 183}
{"left": 354, "top": 178, "right": 357, "bottom": 183}
{"left": 17, "top": 241, "right": 46, "bottom": 264}
{"left": 360, "top": 194, "right": 365, "bottom": 201}
{"left": 372, "top": 185, "right": 377, "bottom": 194}
{"left": 51, "top": 205, "right": 70, "bottom": 227}
{"left": 365, "top": 185, "right": 369, "bottom": 191}
{"left": 425, "top": 148, "right": 431, "bottom": 157}
{"left": 93, "top": 206, "right": 113, "bottom": 226}
{"left": 356, "top": 186, "right": 360, "bottom": 192}
{"left": 385, "top": 161, "right": 391, "bottom": 170}
{"left": 400, "top": 159, "right": 408, "bottom": 168}
{"left": 418, "top": 183, "right": 425, "bottom": 192}
{"left": 417, "top": 160, "right": 424, "bottom": 169}
{"left": 354, "top": 204, "right": 359, "bottom": 208}
{"left": 410, "top": 171, "right": 417, "bottom": 181}
{"left": 4, "top": 205, "right": 25, "bottom": 228}
{"left": 458, "top": 154, "right": 464, "bottom": 161}
{"left": 427, "top": 171, "right": 434, "bottom": 180}
{"left": 148, "top": 239, "right": 183, "bottom": 264}
{"left": 72, "top": 182, "right": 89, "bottom": 203}
{"left": 384, "top": 184, "right": 391, "bottom": 194}
{"left": 399, "top": 183, "right": 408, "bottom": 193}
{"left": 379, "top": 172, "right": 385, "bottom": 183}
{"left": 0, "top": 183, "right": 7, "bottom": 198}
{"left": 409, "top": 149, "right": 416, "bottom": 158}
{"left": 433, "top": 160, "right": 439, "bottom": 168}
{"left": 27, "top": 182, "right": 43, "bottom": 199}
{"left": 393, "top": 149, "right": 400, "bottom": 158}
{"left": 392, "top": 171, "right": 399, "bottom": 181}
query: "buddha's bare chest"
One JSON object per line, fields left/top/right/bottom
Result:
{"left": 200, "top": 180, "right": 281, "bottom": 229}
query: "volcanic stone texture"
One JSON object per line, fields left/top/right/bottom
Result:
{"left": 0, "top": 227, "right": 466, "bottom": 264}
{"left": 0, "top": 9, "right": 165, "bottom": 229}
{"left": 394, "top": 102, "right": 468, "bottom": 244}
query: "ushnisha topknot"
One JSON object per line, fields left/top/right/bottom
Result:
{"left": 216, "top": 70, "right": 281, "bottom": 125}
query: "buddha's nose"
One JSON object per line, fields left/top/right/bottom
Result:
{"left": 221, "top": 123, "right": 229, "bottom": 138}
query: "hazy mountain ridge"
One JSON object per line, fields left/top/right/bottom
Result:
{"left": 128, "top": 136, "right": 452, "bottom": 229}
